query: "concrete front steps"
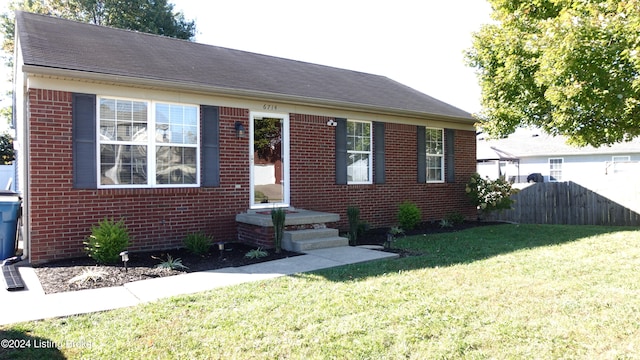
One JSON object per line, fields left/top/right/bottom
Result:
{"left": 236, "top": 208, "right": 348, "bottom": 252}
{"left": 282, "top": 228, "right": 348, "bottom": 252}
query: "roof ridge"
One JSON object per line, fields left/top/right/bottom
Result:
{"left": 16, "top": 10, "right": 197, "bottom": 45}
{"left": 16, "top": 10, "right": 388, "bottom": 79}
{"left": 16, "top": 10, "right": 474, "bottom": 121}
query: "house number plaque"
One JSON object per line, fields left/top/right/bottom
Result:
{"left": 263, "top": 104, "right": 278, "bottom": 110}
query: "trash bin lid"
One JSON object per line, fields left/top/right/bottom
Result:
{"left": 0, "top": 190, "right": 21, "bottom": 202}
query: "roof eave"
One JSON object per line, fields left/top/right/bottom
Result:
{"left": 22, "top": 65, "right": 476, "bottom": 125}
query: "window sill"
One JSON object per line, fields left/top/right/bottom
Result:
{"left": 92, "top": 187, "right": 204, "bottom": 197}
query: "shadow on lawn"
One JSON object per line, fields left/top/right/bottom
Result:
{"left": 0, "top": 329, "right": 66, "bottom": 360}
{"left": 311, "top": 223, "right": 632, "bottom": 282}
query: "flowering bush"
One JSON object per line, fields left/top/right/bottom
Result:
{"left": 465, "top": 173, "right": 518, "bottom": 215}
{"left": 0, "top": 133, "right": 15, "bottom": 165}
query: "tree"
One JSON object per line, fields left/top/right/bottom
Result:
{"left": 2, "top": 0, "right": 195, "bottom": 56}
{"left": 0, "top": 0, "right": 196, "bottom": 125}
{"left": 466, "top": 0, "right": 640, "bottom": 147}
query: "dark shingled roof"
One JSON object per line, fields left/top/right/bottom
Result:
{"left": 16, "top": 11, "right": 473, "bottom": 122}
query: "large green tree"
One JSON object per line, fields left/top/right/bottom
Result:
{"left": 466, "top": 0, "right": 640, "bottom": 147}
{"left": 0, "top": 0, "right": 195, "bottom": 125}
{"left": 2, "top": 0, "right": 195, "bottom": 57}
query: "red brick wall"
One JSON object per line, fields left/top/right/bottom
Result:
{"left": 27, "top": 89, "right": 475, "bottom": 263}
{"left": 289, "top": 114, "right": 476, "bottom": 230}
{"left": 27, "top": 89, "right": 251, "bottom": 263}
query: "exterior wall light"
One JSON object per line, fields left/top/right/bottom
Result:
{"left": 235, "top": 121, "right": 246, "bottom": 138}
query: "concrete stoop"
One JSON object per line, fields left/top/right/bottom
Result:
{"left": 282, "top": 228, "right": 349, "bottom": 252}
{"left": 236, "top": 208, "right": 349, "bottom": 251}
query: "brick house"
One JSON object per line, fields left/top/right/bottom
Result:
{"left": 13, "top": 11, "right": 477, "bottom": 264}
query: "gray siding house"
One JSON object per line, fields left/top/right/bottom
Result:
{"left": 477, "top": 128, "right": 640, "bottom": 183}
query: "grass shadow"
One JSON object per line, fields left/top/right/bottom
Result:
{"left": 0, "top": 329, "right": 66, "bottom": 359}
{"left": 308, "top": 224, "right": 635, "bottom": 282}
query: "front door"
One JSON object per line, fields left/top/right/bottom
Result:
{"left": 250, "top": 112, "right": 290, "bottom": 208}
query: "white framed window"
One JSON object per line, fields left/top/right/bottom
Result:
{"left": 612, "top": 156, "right": 630, "bottom": 174}
{"left": 98, "top": 97, "right": 199, "bottom": 188}
{"left": 346, "top": 120, "right": 372, "bottom": 184}
{"left": 549, "top": 158, "right": 563, "bottom": 181}
{"left": 426, "top": 128, "right": 444, "bottom": 182}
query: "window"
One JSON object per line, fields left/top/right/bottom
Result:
{"left": 426, "top": 128, "right": 444, "bottom": 182}
{"left": 346, "top": 120, "right": 372, "bottom": 184}
{"left": 612, "top": 156, "right": 630, "bottom": 174}
{"left": 98, "top": 97, "right": 199, "bottom": 187}
{"left": 549, "top": 158, "right": 563, "bottom": 181}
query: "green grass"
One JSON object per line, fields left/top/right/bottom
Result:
{"left": 2, "top": 224, "right": 640, "bottom": 359}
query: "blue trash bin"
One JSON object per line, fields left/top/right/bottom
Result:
{"left": 0, "top": 191, "right": 21, "bottom": 261}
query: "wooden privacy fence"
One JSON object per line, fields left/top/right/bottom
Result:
{"left": 485, "top": 181, "right": 640, "bottom": 226}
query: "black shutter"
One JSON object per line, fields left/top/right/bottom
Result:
{"left": 445, "top": 129, "right": 455, "bottom": 183}
{"left": 201, "top": 105, "right": 220, "bottom": 187}
{"left": 72, "top": 93, "right": 97, "bottom": 189}
{"left": 417, "top": 126, "right": 426, "bottom": 183}
{"left": 374, "top": 122, "right": 385, "bottom": 184}
{"left": 335, "top": 118, "right": 347, "bottom": 184}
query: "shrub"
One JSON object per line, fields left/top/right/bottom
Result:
{"left": 465, "top": 173, "right": 518, "bottom": 216}
{"left": 245, "top": 248, "right": 268, "bottom": 259}
{"left": 388, "top": 226, "right": 405, "bottom": 237}
{"left": 183, "top": 232, "right": 212, "bottom": 256}
{"left": 358, "top": 221, "right": 369, "bottom": 237}
{"left": 155, "top": 255, "right": 188, "bottom": 270}
{"left": 397, "top": 201, "right": 421, "bottom": 230}
{"left": 439, "top": 219, "right": 453, "bottom": 228}
{"left": 347, "top": 206, "right": 361, "bottom": 245}
{"left": 0, "top": 133, "right": 15, "bottom": 165}
{"left": 385, "top": 226, "right": 405, "bottom": 249}
{"left": 271, "top": 208, "right": 286, "bottom": 253}
{"left": 444, "top": 211, "right": 466, "bottom": 226}
{"left": 84, "top": 218, "right": 130, "bottom": 264}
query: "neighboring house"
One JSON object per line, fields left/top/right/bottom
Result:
{"left": 477, "top": 128, "right": 640, "bottom": 183}
{"left": 14, "top": 11, "right": 477, "bottom": 264}
{"left": 0, "top": 164, "right": 16, "bottom": 191}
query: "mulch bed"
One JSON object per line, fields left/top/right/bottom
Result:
{"left": 32, "top": 243, "right": 301, "bottom": 294}
{"left": 31, "top": 221, "right": 498, "bottom": 294}
{"left": 358, "top": 220, "right": 495, "bottom": 245}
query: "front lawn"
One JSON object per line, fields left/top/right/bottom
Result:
{"left": 2, "top": 224, "right": 639, "bottom": 359}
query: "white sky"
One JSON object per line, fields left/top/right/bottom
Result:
{"left": 0, "top": 0, "right": 493, "bottom": 116}
{"left": 170, "top": 0, "right": 493, "bottom": 114}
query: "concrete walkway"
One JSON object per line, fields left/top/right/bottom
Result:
{"left": 0, "top": 246, "right": 397, "bottom": 326}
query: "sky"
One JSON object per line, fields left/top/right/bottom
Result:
{"left": 170, "top": 0, "right": 493, "bottom": 114}
{"left": 0, "top": 0, "right": 493, "bottom": 117}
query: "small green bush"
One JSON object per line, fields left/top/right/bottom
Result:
{"left": 439, "top": 219, "right": 453, "bottom": 228}
{"left": 444, "top": 211, "right": 466, "bottom": 226}
{"left": 155, "top": 255, "right": 188, "bottom": 270}
{"left": 358, "top": 221, "right": 369, "bottom": 237}
{"left": 183, "top": 232, "right": 212, "bottom": 255}
{"left": 347, "top": 206, "right": 361, "bottom": 245}
{"left": 397, "top": 201, "right": 421, "bottom": 230}
{"left": 84, "top": 218, "right": 130, "bottom": 264}
{"left": 245, "top": 248, "right": 268, "bottom": 259}
{"left": 271, "top": 208, "right": 286, "bottom": 253}
{"left": 388, "top": 226, "right": 405, "bottom": 237}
